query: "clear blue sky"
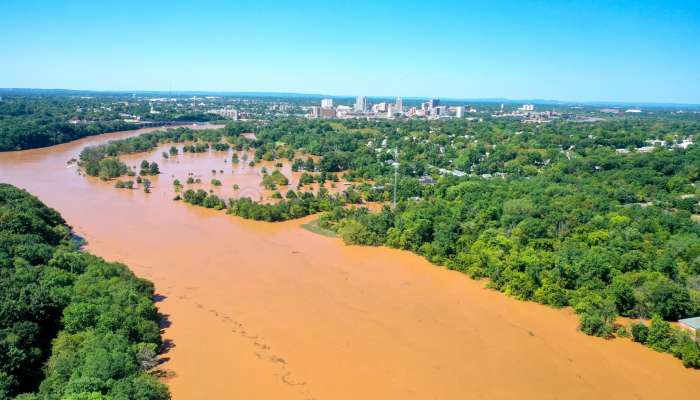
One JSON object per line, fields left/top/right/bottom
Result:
{"left": 2, "top": 0, "right": 699, "bottom": 103}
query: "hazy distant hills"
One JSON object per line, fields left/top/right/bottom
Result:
{"left": 1, "top": 88, "right": 698, "bottom": 109}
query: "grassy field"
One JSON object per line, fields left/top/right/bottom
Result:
{"left": 301, "top": 218, "right": 337, "bottom": 237}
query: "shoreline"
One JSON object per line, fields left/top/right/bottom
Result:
{"left": 1, "top": 127, "right": 699, "bottom": 399}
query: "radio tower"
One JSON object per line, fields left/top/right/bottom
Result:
{"left": 393, "top": 147, "right": 398, "bottom": 209}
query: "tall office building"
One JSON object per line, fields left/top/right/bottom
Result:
{"left": 428, "top": 98, "right": 440, "bottom": 108}
{"left": 395, "top": 97, "right": 403, "bottom": 113}
{"left": 310, "top": 106, "right": 320, "bottom": 118}
{"left": 321, "top": 98, "right": 333, "bottom": 109}
{"left": 354, "top": 96, "right": 368, "bottom": 112}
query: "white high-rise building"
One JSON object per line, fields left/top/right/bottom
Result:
{"left": 372, "top": 102, "right": 388, "bottom": 113}
{"left": 395, "top": 97, "right": 403, "bottom": 113}
{"left": 387, "top": 104, "right": 394, "bottom": 119}
{"left": 309, "top": 106, "right": 320, "bottom": 118}
{"left": 208, "top": 108, "right": 239, "bottom": 120}
{"left": 354, "top": 96, "right": 368, "bottom": 112}
{"left": 321, "top": 98, "right": 334, "bottom": 109}
{"left": 454, "top": 106, "right": 464, "bottom": 118}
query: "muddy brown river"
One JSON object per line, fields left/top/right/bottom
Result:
{"left": 1, "top": 125, "right": 698, "bottom": 399}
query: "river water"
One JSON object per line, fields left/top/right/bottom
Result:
{"left": 0, "top": 125, "right": 698, "bottom": 399}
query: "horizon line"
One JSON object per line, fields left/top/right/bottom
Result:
{"left": 1, "top": 87, "right": 699, "bottom": 108}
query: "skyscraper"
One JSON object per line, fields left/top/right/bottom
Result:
{"left": 428, "top": 98, "right": 440, "bottom": 108}
{"left": 395, "top": 97, "right": 403, "bottom": 113}
{"left": 354, "top": 96, "right": 368, "bottom": 112}
{"left": 321, "top": 98, "right": 333, "bottom": 109}
{"left": 309, "top": 106, "right": 320, "bottom": 118}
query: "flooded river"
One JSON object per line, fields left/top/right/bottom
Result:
{"left": 1, "top": 126, "right": 698, "bottom": 399}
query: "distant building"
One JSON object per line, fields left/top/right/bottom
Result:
{"left": 395, "top": 97, "right": 403, "bottom": 113}
{"left": 419, "top": 175, "right": 436, "bottom": 185}
{"left": 372, "top": 102, "right": 388, "bottom": 113}
{"left": 519, "top": 104, "right": 535, "bottom": 112}
{"left": 309, "top": 106, "right": 320, "bottom": 118}
{"left": 625, "top": 108, "right": 642, "bottom": 113}
{"left": 434, "top": 106, "right": 449, "bottom": 116}
{"left": 454, "top": 106, "right": 464, "bottom": 118}
{"left": 336, "top": 105, "right": 352, "bottom": 118}
{"left": 679, "top": 317, "right": 700, "bottom": 338}
{"left": 321, "top": 98, "right": 334, "bottom": 109}
{"left": 354, "top": 96, "right": 368, "bottom": 112}
{"left": 208, "top": 108, "right": 238, "bottom": 120}
{"left": 428, "top": 98, "right": 440, "bottom": 108}
{"left": 320, "top": 107, "right": 336, "bottom": 119}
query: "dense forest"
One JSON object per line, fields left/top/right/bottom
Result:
{"left": 79, "top": 116, "right": 700, "bottom": 367}
{"left": 0, "top": 184, "right": 168, "bottom": 399}
{"left": 0, "top": 95, "right": 224, "bottom": 152}
{"left": 0, "top": 98, "right": 140, "bottom": 151}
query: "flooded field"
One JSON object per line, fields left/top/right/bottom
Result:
{"left": 1, "top": 125, "right": 699, "bottom": 399}
{"left": 113, "top": 140, "right": 348, "bottom": 203}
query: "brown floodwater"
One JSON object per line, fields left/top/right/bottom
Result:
{"left": 115, "top": 141, "right": 348, "bottom": 203}
{"left": 1, "top": 125, "right": 699, "bottom": 399}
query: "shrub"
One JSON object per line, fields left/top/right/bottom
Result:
{"left": 575, "top": 294, "right": 616, "bottom": 338}
{"left": 631, "top": 322, "right": 649, "bottom": 343}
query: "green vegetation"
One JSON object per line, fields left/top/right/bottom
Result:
{"left": 182, "top": 143, "right": 209, "bottom": 153}
{"left": 83, "top": 158, "right": 128, "bottom": 181}
{"left": 0, "top": 93, "right": 232, "bottom": 151}
{"left": 0, "top": 183, "right": 168, "bottom": 399}
{"left": 270, "top": 170, "right": 289, "bottom": 186}
{"left": 225, "top": 118, "right": 700, "bottom": 366}
{"left": 115, "top": 180, "right": 134, "bottom": 189}
{"left": 630, "top": 317, "right": 700, "bottom": 367}
{"left": 77, "top": 126, "right": 252, "bottom": 179}
{"left": 212, "top": 143, "right": 230, "bottom": 151}
{"left": 181, "top": 189, "right": 226, "bottom": 210}
{"left": 301, "top": 218, "right": 338, "bottom": 238}
{"left": 227, "top": 189, "right": 358, "bottom": 222}
{"left": 78, "top": 127, "right": 220, "bottom": 161}
{"left": 78, "top": 127, "right": 252, "bottom": 176}
{"left": 261, "top": 171, "right": 288, "bottom": 190}
{"left": 81, "top": 116, "right": 700, "bottom": 368}
{"left": 0, "top": 98, "right": 139, "bottom": 151}
{"left": 139, "top": 161, "right": 159, "bottom": 176}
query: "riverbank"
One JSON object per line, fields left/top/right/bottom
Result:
{"left": 0, "top": 127, "right": 699, "bottom": 399}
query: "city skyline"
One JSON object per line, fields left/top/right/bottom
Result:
{"left": 3, "top": 87, "right": 700, "bottom": 108}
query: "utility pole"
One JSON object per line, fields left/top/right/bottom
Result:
{"left": 393, "top": 147, "right": 398, "bottom": 209}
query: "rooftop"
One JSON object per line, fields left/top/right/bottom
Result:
{"left": 678, "top": 317, "right": 700, "bottom": 329}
